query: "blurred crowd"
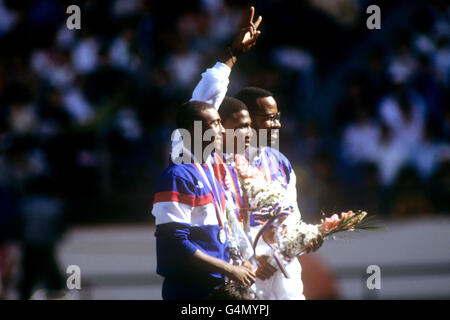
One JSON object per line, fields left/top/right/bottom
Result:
{"left": 330, "top": 3, "right": 450, "bottom": 220}
{"left": 0, "top": 0, "right": 449, "bottom": 298}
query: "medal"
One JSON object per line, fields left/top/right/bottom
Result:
{"left": 218, "top": 229, "right": 227, "bottom": 244}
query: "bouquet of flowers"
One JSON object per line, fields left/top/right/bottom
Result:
{"left": 234, "top": 155, "right": 286, "bottom": 211}
{"left": 253, "top": 208, "right": 377, "bottom": 278}
{"left": 234, "top": 154, "right": 379, "bottom": 278}
{"left": 276, "top": 210, "right": 375, "bottom": 260}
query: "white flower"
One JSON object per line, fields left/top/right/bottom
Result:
{"left": 278, "top": 220, "right": 320, "bottom": 258}
{"left": 243, "top": 177, "right": 286, "bottom": 211}
{"left": 238, "top": 170, "right": 321, "bottom": 265}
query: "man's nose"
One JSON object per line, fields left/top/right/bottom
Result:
{"left": 272, "top": 118, "right": 281, "bottom": 129}
{"left": 220, "top": 123, "right": 225, "bottom": 134}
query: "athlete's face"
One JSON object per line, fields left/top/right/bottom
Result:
{"left": 222, "top": 110, "right": 253, "bottom": 155}
{"left": 200, "top": 107, "right": 225, "bottom": 152}
{"left": 250, "top": 96, "right": 281, "bottom": 147}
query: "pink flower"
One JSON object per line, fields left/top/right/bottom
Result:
{"left": 321, "top": 214, "right": 341, "bottom": 232}
{"left": 341, "top": 210, "right": 353, "bottom": 219}
{"left": 235, "top": 154, "right": 265, "bottom": 179}
{"left": 321, "top": 210, "right": 367, "bottom": 234}
{"left": 340, "top": 210, "right": 359, "bottom": 230}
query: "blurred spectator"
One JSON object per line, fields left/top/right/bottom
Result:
{"left": 109, "top": 26, "right": 141, "bottom": 72}
{"left": 8, "top": 102, "right": 38, "bottom": 135}
{"left": 61, "top": 75, "right": 94, "bottom": 125}
{"left": 378, "top": 84, "right": 426, "bottom": 153}
{"left": 0, "top": 0, "right": 17, "bottom": 37}
{"left": 0, "top": 135, "right": 67, "bottom": 299}
{"left": 272, "top": 46, "right": 315, "bottom": 109}
{"left": 111, "top": 0, "right": 142, "bottom": 19}
{"left": 341, "top": 104, "right": 380, "bottom": 165}
{"left": 164, "top": 32, "right": 203, "bottom": 91}
{"left": 371, "top": 123, "right": 409, "bottom": 187}
{"left": 413, "top": 54, "right": 444, "bottom": 126}
{"left": 83, "top": 47, "right": 130, "bottom": 104}
{"left": 334, "top": 71, "right": 372, "bottom": 134}
{"left": 205, "top": 0, "right": 242, "bottom": 46}
{"left": 31, "top": 48, "right": 75, "bottom": 89}
{"left": 388, "top": 32, "right": 417, "bottom": 84}
{"left": 412, "top": 123, "right": 450, "bottom": 180}
{"left": 433, "top": 36, "right": 450, "bottom": 88}
{"left": 72, "top": 30, "right": 99, "bottom": 74}
{"left": 18, "top": 192, "right": 66, "bottom": 299}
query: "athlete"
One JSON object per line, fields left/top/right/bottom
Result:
{"left": 152, "top": 101, "right": 255, "bottom": 300}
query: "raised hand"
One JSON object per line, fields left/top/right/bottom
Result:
{"left": 222, "top": 6, "right": 262, "bottom": 68}
{"left": 230, "top": 6, "right": 262, "bottom": 55}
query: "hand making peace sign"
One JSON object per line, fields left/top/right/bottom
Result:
{"left": 230, "top": 6, "right": 263, "bottom": 55}
{"left": 223, "top": 6, "right": 262, "bottom": 68}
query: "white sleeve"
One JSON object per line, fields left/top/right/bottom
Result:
{"left": 190, "top": 62, "right": 231, "bottom": 110}
{"left": 152, "top": 201, "right": 192, "bottom": 226}
{"left": 171, "top": 62, "right": 231, "bottom": 155}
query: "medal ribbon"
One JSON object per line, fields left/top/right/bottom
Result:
{"left": 266, "top": 243, "right": 290, "bottom": 278}
{"left": 251, "top": 203, "right": 292, "bottom": 252}
{"left": 182, "top": 148, "right": 226, "bottom": 229}
{"left": 251, "top": 203, "right": 293, "bottom": 278}
{"left": 261, "top": 150, "right": 272, "bottom": 182}
{"left": 214, "top": 154, "right": 244, "bottom": 216}
{"left": 193, "top": 161, "right": 226, "bottom": 230}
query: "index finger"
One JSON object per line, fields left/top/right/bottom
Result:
{"left": 248, "top": 6, "right": 255, "bottom": 25}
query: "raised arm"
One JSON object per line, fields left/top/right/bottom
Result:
{"left": 191, "top": 6, "right": 262, "bottom": 109}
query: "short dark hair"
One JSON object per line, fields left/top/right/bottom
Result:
{"left": 176, "top": 100, "right": 215, "bottom": 130}
{"left": 218, "top": 96, "right": 248, "bottom": 122}
{"left": 235, "top": 87, "right": 273, "bottom": 114}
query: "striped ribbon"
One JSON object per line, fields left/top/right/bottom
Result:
{"left": 266, "top": 243, "right": 290, "bottom": 278}
{"left": 251, "top": 203, "right": 294, "bottom": 278}
{"left": 215, "top": 154, "right": 244, "bottom": 216}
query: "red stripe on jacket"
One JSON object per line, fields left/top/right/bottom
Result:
{"left": 153, "top": 191, "right": 214, "bottom": 207}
